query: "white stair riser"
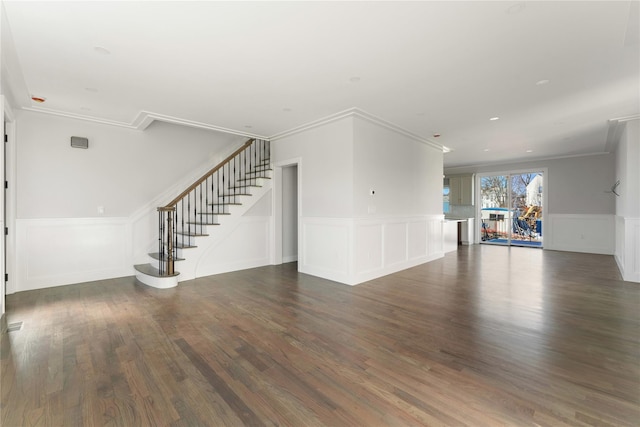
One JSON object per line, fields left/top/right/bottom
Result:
{"left": 135, "top": 272, "right": 178, "bottom": 289}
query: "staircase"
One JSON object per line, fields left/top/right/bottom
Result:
{"left": 134, "top": 138, "right": 271, "bottom": 288}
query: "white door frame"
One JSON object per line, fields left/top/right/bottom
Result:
{"left": 2, "top": 97, "right": 17, "bottom": 315}
{"left": 271, "top": 157, "right": 302, "bottom": 266}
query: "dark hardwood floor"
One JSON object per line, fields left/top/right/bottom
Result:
{"left": 2, "top": 245, "right": 638, "bottom": 426}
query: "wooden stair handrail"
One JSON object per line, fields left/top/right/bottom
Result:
{"left": 163, "top": 138, "right": 255, "bottom": 208}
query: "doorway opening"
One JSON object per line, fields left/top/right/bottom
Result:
{"left": 479, "top": 171, "right": 544, "bottom": 248}
{"left": 282, "top": 165, "right": 298, "bottom": 263}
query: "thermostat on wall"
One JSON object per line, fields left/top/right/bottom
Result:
{"left": 71, "top": 136, "right": 89, "bottom": 149}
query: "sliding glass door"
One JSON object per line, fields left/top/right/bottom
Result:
{"left": 480, "top": 172, "right": 543, "bottom": 247}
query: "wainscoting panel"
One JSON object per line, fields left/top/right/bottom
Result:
{"left": 384, "top": 222, "right": 408, "bottom": 267}
{"left": 408, "top": 220, "right": 428, "bottom": 261}
{"left": 354, "top": 223, "right": 383, "bottom": 274}
{"left": 15, "top": 218, "right": 132, "bottom": 292}
{"left": 545, "top": 214, "right": 615, "bottom": 255}
{"left": 428, "top": 219, "right": 444, "bottom": 257}
{"left": 616, "top": 216, "right": 640, "bottom": 283}
{"left": 350, "top": 215, "right": 443, "bottom": 285}
{"left": 300, "top": 216, "right": 443, "bottom": 285}
{"left": 301, "top": 218, "right": 351, "bottom": 284}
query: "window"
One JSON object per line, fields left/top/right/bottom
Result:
{"left": 443, "top": 184, "right": 450, "bottom": 213}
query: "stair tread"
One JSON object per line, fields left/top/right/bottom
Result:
{"left": 134, "top": 263, "right": 180, "bottom": 278}
{"left": 174, "top": 242, "right": 197, "bottom": 249}
{"left": 198, "top": 212, "right": 231, "bottom": 215}
{"left": 148, "top": 252, "right": 185, "bottom": 262}
{"left": 228, "top": 186, "right": 261, "bottom": 190}
{"left": 175, "top": 231, "right": 209, "bottom": 237}
{"left": 186, "top": 222, "right": 220, "bottom": 225}
{"left": 218, "top": 193, "right": 251, "bottom": 197}
{"left": 207, "top": 202, "right": 242, "bottom": 206}
{"left": 238, "top": 177, "right": 271, "bottom": 181}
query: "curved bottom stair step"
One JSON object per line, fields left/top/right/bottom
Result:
{"left": 134, "top": 263, "right": 179, "bottom": 289}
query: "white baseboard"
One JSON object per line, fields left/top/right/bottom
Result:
{"left": 615, "top": 216, "right": 640, "bottom": 283}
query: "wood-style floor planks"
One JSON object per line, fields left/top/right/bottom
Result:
{"left": 1, "top": 245, "right": 639, "bottom": 426}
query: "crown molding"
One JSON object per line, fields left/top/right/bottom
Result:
{"left": 23, "top": 104, "right": 445, "bottom": 150}
{"left": 269, "top": 107, "right": 442, "bottom": 150}
{"left": 20, "top": 107, "right": 268, "bottom": 139}
{"left": 130, "top": 111, "right": 265, "bottom": 139}
{"left": 22, "top": 107, "right": 139, "bottom": 129}
{"left": 605, "top": 113, "right": 640, "bottom": 153}
{"left": 609, "top": 113, "right": 640, "bottom": 123}
{"left": 444, "top": 150, "right": 611, "bottom": 172}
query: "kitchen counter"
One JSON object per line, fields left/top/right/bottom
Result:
{"left": 443, "top": 217, "right": 475, "bottom": 249}
{"left": 442, "top": 220, "right": 461, "bottom": 253}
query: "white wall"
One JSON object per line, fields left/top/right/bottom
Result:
{"left": 615, "top": 119, "right": 640, "bottom": 282}
{"left": 353, "top": 116, "right": 442, "bottom": 216}
{"left": 446, "top": 153, "right": 617, "bottom": 255}
{"left": 17, "top": 110, "right": 243, "bottom": 218}
{"left": 12, "top": 111, "right": 264, "bottom": 293}
{"left": 272, "top": 112, "right": 444, "bottom": 285}
{"left": 351, "top": 116, "right": 444, "bottom": 284}
{"left": 271, "top": 117, "right": 354, "bottom": 217}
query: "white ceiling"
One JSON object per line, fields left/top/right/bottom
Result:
{"left": 2, "top": 1, "right": 638, "bottom": 167}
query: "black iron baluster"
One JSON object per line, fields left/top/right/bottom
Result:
{"left": 158, "top": 209, "right": 164, "bottom": 274}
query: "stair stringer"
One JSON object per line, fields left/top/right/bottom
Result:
{"left": 173, "top": 179, "right": 272, "bottom": 283}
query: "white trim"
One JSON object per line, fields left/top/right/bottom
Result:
{"left": 299, "top": 215, "right": 444, "bottom": 286}
{"left": 21, "top": 107, "right": 269, "bottom": 139}
{"left": 545, "top": 214, "right": 615, "bottom": 255}
{"left": 609, "top": 114, "right": 640, "bottom": 123}
{"left": 271, "top": 157, "right": 302, "bottom": 267}
{"left": 615, "top": 216, "right": 640, "bottom": 282}
{"left": 447, "top": 152, "right": 609, "bottom": 172}
{"left": 2, "top": 98, "right": 17, "bottom": 302}
{"left": 269, "top": 107, "right": 442, "bottom": 150}
{"left": 19, "top": 106, "right": 444, "bottom": 152}
{"left": 15, "top": 217, "right": 133, "bottom": 292}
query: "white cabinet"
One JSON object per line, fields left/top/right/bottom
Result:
{"left": 448, "top": 175, "right": 474, "bottom": 205}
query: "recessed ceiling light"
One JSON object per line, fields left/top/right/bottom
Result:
{"left": 93, "top": 46, "right": 111, "bottom": 55}
{"left": 31, "top": 96, "right": 46, "bottom": 103}
{"left": 536, "top": 79, "right": 550, "bottom": 86}
{"left": 349, "top": 77, "right": 361, "bottom": 83}
{"left": 80, "top": 106, "right": 91, "bottom": 111}
{"left": 85, "top": 87, "right": 98, "bottom": 92}
{"left": 244, "top": 125, "right": 252, "bottom": 129}
{"left": 442, "top": 146, "right": 452, "bottom": 153}
{"left": 526, "top": 149, "right": 533, "bottom": 153}
{"left": 433, "top": 133, "right": 441, "bottom": 138}
{"left": 483, "top": 148, "right": 490, "bottom": 152}
{"left": 489, "top": 117, "right": 500, "bottom": 121}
